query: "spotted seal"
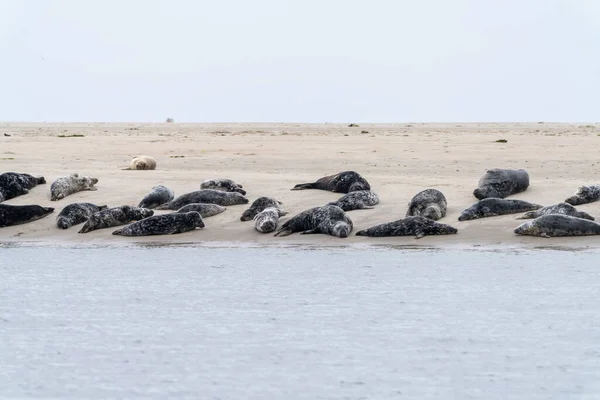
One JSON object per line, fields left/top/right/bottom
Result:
{"left": 458, "top": 198, "right": 542, "bottom": 221}
{"left": 517, "top": 203, "right": 594, "bottom": 221}
{"left": 112, "top": 211, "right": 204, "bottom": 236}
{"left": 50, "top": 173, "right": 98, "bottom": 201}
{"left": 0, "top": 204, "right": 54, "bottom": 228}
{"left": 254, "top": 207, "right": 287, "bottom": 233}
{"left": 175, "top": 203, "right": 226, "bottom": 218}
{"left": 564, "top": 185, "right": 600, "bottom": 206}
{"left": 56, "top": 202, "right": 108, "bottom": 229}
{"left": 326, "top": 190, "right": 379, "bottom": 211}
{"left": 405, "top": 189, "right": 447, "bottom": 220}
{"left": 0, "top": 172, "right": 46, "bottom": 202}
{"left": 274, "top": 205, "right": 353, "bottom": 238}
{"left": 291, "top": 171, "right": 371, "bottom": 193}
{"left": 155, "top": 189, "right": 249, "bottom": 210}
{"left": 200, "top": 178, "right": 246, "bottom": 195}
{"left": 473, "top": 168, "right": 530, "bottom": 200}
{"left": 514, "top": 214, "right": 600, "bottom": 237}
{"left": 138, "top": 185, "right": 175, "bottom": 209}
{"left": 240, "top": 197, "right": 285, "bottom": 221}
{"left": 78, "top": 205, "right": 153, "bottom": 233}
{"left": 122, "top": 155, "right": 157, "bottom": 170}
{"left": 355, "top": 216, "right": 458, "bottom": 239}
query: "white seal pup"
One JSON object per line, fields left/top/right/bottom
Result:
{"left": 0, "top": 204, "right": 55, "bottom": 228}
{"left": 0, "top": 172, "right": 46, "bottom": 202}
{"left": 327, "top": 190, "right": 379, "bottom": 211}
{"left": 155, "top": 189, "right": 249, "bottom": 210}
{"left": 458, "top": 198, "right": 542, "bottom": 221}
{"left": 564, "top": 185, "right": 600, "bottom": 206}
{"left": 122, "top": 156, "right": 157, "bottom": 170}
{"left": 473, "top": 168, "right": 530, "bottom": 200}
{"left": 112, "top": 211, "right": 204, "bottom": 236}
{"left": 517, "top": 203, "right": 594, "bottom": 221}
{"left": 240, "top": 197, "right": 285, "bottom": 221}
{"left": 50, "top": 173, "right": 98, "bottom": 201}
{"left": 78, "top": 205, "right": 154, "bottom": 233}
{"left": 274, "top": 205, "right": 353, "bottom": 238}
{"left": 254, "top": 207, "right": 287, "bottom": 233}
{"left": 200, "top": 178, "right": 246, "bottom": 195}
{"left": 405, "top": 189, "right": 447, "bottom": 220}
{"left": 291, "top": 171, "right": 371, "bottom": 193}
{"left": 56, "top": 202, "right": 108, "bottom": 229}
{"left": 175, "top": 203, "right": 226, "bottom": 218}
{"left": 514, "top": 214, "right": 600, "bottom": 238}
{"left": 355, "top": 216, "right": 458, "bottom": 239}
{"left": 138, "top": 185, "right": 175, "bottom": 209}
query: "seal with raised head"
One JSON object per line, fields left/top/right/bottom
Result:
{"left": 514, "top": 214, "right": 600, "bottom": 238}
{"left": 458, "top": 198, "right": 542, "bottom": 221}
{"left": 405, "top": 189, "right": 447, "bottom": 220}
{"left": 78, "top": 205, "right": 154, "bottom": 233}
{"left": 355, "top": 216, "right": 458, "bottom": 239}
{"left": 50, "top": 173, "right": 98, "bottom": 201}
{"left": 274, "top": 205, "right": 353, "bottom": 238}
{"left": 138, "top": 185, "right": 175, "bottom": 209}
{"left": 56, "top": 202, "right": 108, "bottom": 229}
{"left": 0, "top": 204, "right": 54, "bottom": 228}
{"left": 517, "top": 203, "right": 594, "bottom": 221}
{"left": 155, "top": 189, "right": 249, "bottom": 210}
{"left": 0, "top": 172, "right": 46, "bottom": 203}
{"left": 175, "top": 203, "right": 227, "bottom": 218}
{"left": 122, "top": 156, "right": 157, "bottom": 170}
{"left": 254, "top": 207, "right": 287, "bottom": 233}
{"left": 240, "top": 197, "right": 285, "bottom": 221}
{"left": 473, "top": 168, "right": 530, "bottom": 200}
{"left": 291, "top": 171, "right": 371, "bottom": 193}
{"left": 112, "top": 211, "right": 204, "bottom": 236}
{"left": 564, "top": 185, "right": 600, "bottom": 206}
{"left": 327, "top": 190, "right": 379, "bottom": 211}
{"left": 200, "top": 178, "right": 246, "bottom": 195}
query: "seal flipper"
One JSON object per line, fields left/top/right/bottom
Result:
{"left": 291, "top": 183, "right": 316, "bottom": 191}
{"left": 414, "top": 231, "right": 425, "bottom": 239}
{"left": 299, "top": 228, "right": 320, "bottom": 235}
{"left": 112, "top": 228, "right": 124, "bottom": 235}
{"left": 274, "top": 227, "right": 293, "bottom": 237}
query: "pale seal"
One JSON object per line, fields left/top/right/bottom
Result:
{"left": 138, "top": 185, "right": 175, "bottom": 209}
{"left": 517, "top": 203, "right": 594, "bottom": 221}
{"left": 458, "top": 198, "right": 542, "bottom": 221}
{"left": 240, "top": 197, "right": 285, "bottom": 221}
{"left": 405, "top": 189, "right": 447, "bottom": 220}
{"left": 0, "top": 172, "right": 46, "bottom": 203}
{"left": 200, "top": 178, "right": 246, "bottom": 195}
{"left": 50, "top": 173, "right": 98, "bottom": 201}
{"left": 326, "top": 190, "right": 379, "bottom": 211}
{"left": 122, "top": 155, "right": 157, "bottom": 170}
{"left": 254, "top": 207, "right": 287, "bottom": 233}
{"left": 514, "top": 214, "right": 600, "bottom": 237}
{"left": 564, "top": 185, "right": 600, "bottom": 206}
{"left": 274, "top": 205, "right": 353, "bottom": 238}
{"left": 291, "top": 171, "right": 371, "bottom": 193}
{"left": 473, "top": 168, "right": 530, "bottom": 200}
{"left": 112, "top": 211, "right": 205, "bottom": 236}
{"left": 155, "top": 189, "right": 249, "bottom": 210}
{"left": 0, "top": 204, "right": 54, "bottom": 228}
{"left": 56, "top": 202, "right": 108, "bottom": 229}
{"left": 78, "top": 205, "right": 153, "bottom": 233}
{"left": 355, "top": 216, "right": 458, "bottom": 239}
{"left": 175, "top": 203, "right": 226, "bottom": 218}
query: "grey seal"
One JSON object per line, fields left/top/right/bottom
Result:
{"left": 327, "top": 190, "right": 379, "bottom": 211}
{"left": 138, "top": 185, "right": 175, "bottom": 209}
{"left": 155, "top": 189, "right": 249, "bottom": 210}
{"left": 274, "top": 205, "right": 353, "bottom": 238}
{"left": 240, "top": 197, "right": 285, "bottom": 221}
{"left": 458, "top": 198, "right": 542, "bottom": 221}
{"left": 473, "top": 168, "right": 530, "bottom": 200}
{"left": 254, "top": 207, "right": 287, "bottom": 233}
{"left": 517, "top": 203, "right": 594, "bottom": 221}
{"left": 0, "top": 204, "right": 54, "bottom": 228}
{"left": 291, "top": 171, "right": 371, "bottom": 193}
{"left": 564, "top": 185, "right": 600, "bottom": 206}
{"left": 122, "top": 156, "right": 157, "bottom": 170}
{"left": 200, "top": 178, "right": 246, "bottom": 195}
{"left": 355, "top": 216, "right": 458, "bottom": 239}
{"left": 175, "top": 203, "right": 226, "bottom": 218}
{"left": 0, "top": 172, "right": 46, "bottom": 202}
{"left": 50, "top": 173, "right": 98, "bottom": 201}
{"left": 405, "top": 189, "right": 447, "bottom": 220}
{"left": 78, "top": 205, "right": 154, "bottom": 233}
{"left": 56, "top": 202, "right": 108, "bottom": 229}
{"left": 112, "top": 211, "right": 204, "bottom": 236}
{"left": 514, "top": 214, "right": 600, "bottom": 237}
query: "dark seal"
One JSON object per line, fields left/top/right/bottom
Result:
{"left": 200, "top": 179, "right": 246, "bottom": 195}
{"left": 274, "top": 205, "right": 353, "bottom": 238}
{"left": 112, "top": 211, "right": 205, "bottom": 236}
{"left": 0, "top": 172, "right": 46, "bottom": 202}
{"left": 254, "top": 207, "right": 287, "bottom": 233}
{"left": 517, "top": 203, "right": 594, "bottom": 221}
{"left": 405, "top": 189, "right": 447, "bottom": 220}
{"left": 327, "top": 190, "right": 379, "bottom": 211}
{"left": 56, "top": 202, "right": 108, "bottom": 229}
{"left": 175, "top": 203, "right": 226, "bottom": 218}
{"left": 240, "top": 197, "right": 284, "bottom": 221}
{"left": 355, "top": 216, "right": 458, "bottom": 239}
{"left": 78, "top": 205, "right": 154, "bottom": 233}
{"left": 291, "top": 171, "right": 371, "bottom": 193}
{"left": 138, "top": 185, "right": 175, "bottom": 209}
{"left": 564, "top": 185, "right": 600, "bottom": 206}
{"left": 473, "top": 168, "right": 530, "bottom": 200}
{"left": 155, "top": 190, "right": 249, "bottom": 210}
{"left": 458, "top": 198, "right": 542, "bottom": 221}
{"left": 514, "top": 214, "right": 600, "bottom": 238}
{"left": 50, "top": 173, "right": 99, "bottom": 201}
{"left": 0, "top": 204, "right": 54, "bottom": 228}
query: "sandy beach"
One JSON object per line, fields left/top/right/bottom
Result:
{"left": 1, "top": 122, "right": 599, "bottom": 248}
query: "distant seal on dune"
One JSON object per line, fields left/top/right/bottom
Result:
{"left": 517, "top": 203, "right": 594, "bottom": 221}
{"left": 156, "top": 189, "right": 248, "bottom": 210}
{"left": 564, "top": 185, "right": 600, "bottom": 206}
{"left": 240, "top": 197, "right": 285, "bottom": 221}
{"left": 405, "top": 189, "right": 447, "bottom": 220}
{"left": 0, "top": 204, "right": 54, "bottom": 228}
{"left": 274, "top": 205, "right": 353, "bottom": 238}
{"left": 122, "top": 156, "right": 157, "bottom": 170}
{"left": 356, "top": 216, "right": 458, "bottom": 239}
{"left": 79, "top": 205, "right": 153, "bottom": 233}
{"left": 514, "top": 214, "right": 600, "bottom": 238}
{"left": 112, "top": 211, "right": 204, "bottom": 236}
{"left": 0, "top": 172, "right": 46, "bottom": 203}
{"left": 56, "top": 202, "right": 107, "bottom": 229}
{"left": 473, "top": 168, "right": 530, "bottom": 200}
{"left": 291, "top": 171, "right": 371, "bottom": 193}
{"left": 254, "top": 207, "right": 287, "bottom": 233}
{"left": 458, "top": 198, "right": 542, "bottom": 221}
{"left": 327, "top": 190, "right": 379, "bottom": 211}
{"left": 175, "top": 203, "right": 226, "bottom": 218}
{"left": 200, "top": 178, "right": 246, "bottom": 195}
{"left": 138, "top": 185, "right": 175, "bottom": 209}
{"left": 50, "top": 173, "right": 98, "bottom": 201}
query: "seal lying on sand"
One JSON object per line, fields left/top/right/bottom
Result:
{"left": 327, "top": 190, "right": 379, "bottom": 211}
{"left": 458, "top": 198, "right": 542, "bottom": 221}
{"left": 517, "top": 203, "right": 594, "bottom": 221}
{"left": 175, "top": 203, "right": 226, "bottom": 218}
{"left": 356, "top": 216, "right": 458, "bottom": 239}
{"left": 79, "top": 205, "right": 153, "bottom": 233}
{"left": 274, "top": 205, "right": 353, "bottom": 238}
{"left": 564, "top": 185, "right": 600, "bottom": 206}
{"left": 514, "top": 215, "right": 600, "bottom": 237}
{"left": 138, "top": 185, "right": 175, "bottom": 209}
{"left": 200, "top": 178, "right": 246, "bottom": 195}
{"left": 112, "top": 211, "right": 204, "bottom": 236}
{"left": 0, "top": 172, "right": 46, "bottom": 202}
{"left": 405, "top": 189, "right": 447, "bottom": 220}
{"left": 122, "top": 156, "right": 157, "bottom": 170}
{"left": 50, "top": 173, "right": 98, "bottom": 201}
{"left": 254, "top": 207, "right": 287, "bottom": 233}
{"left": 156, "top": 190, "right": 248, "bottom": 210}
{"left": 291, "top": 171, "right": 371, "bottom": 193}
{"left": 473, "top": 168, "right": 530, "bottom": 200}
{"left": 0, "top": 204, "right": 54, "bottom": 228}
{"left": 56, "top": 202, "right": 107, "bottom": 229}
{"left": 240, "top": 197, "right": 285, "bottom": 221}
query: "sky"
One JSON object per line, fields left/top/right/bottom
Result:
{"left": 0, "top": 0, "right": 598, "bottom": 123}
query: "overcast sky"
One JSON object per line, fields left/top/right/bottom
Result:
{"left": 0, "top": 0, "right": 598, "bottom": 123}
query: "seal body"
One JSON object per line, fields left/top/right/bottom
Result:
{"left": 291, "top": 171, "right": 371, "bottom": 193}
{"left": 327, "top": 190, "right": 379, "bottom": 211}
{"left": 155, "top": 189, "right": 249, "bottom": 210}
{"left": 56, "top": 202, "right": 107, "bottom": 229}
{"left": 78, "top": 205, "right": 153, "bottom": 233}
{"left": 458, "top": 198, "right": 542, "bottom": 221}
{"left": 473, "top": 168, "right": 530, "bottom": 200}
{"left": 50, "top": 173, "right": 98, "bottom": 201}
{"left": 355, "top": 216, "right": 458, "bottom": 239}
{"left": 0, "top": 204, "right": 54, "bottom": 227}
{"left": 514, "top": 215, "right": 600, "bottom": 237}
{"left": 175, "top": 203, "right": 226, "bottom": 218}
{"left": 123, "top": 156, "right": 157, "bottom": 170}
{"left": 138, "top": 185, "right": 175, "bottom": 209}
{"left": 274, "top": 205, "right": 353, "bottom": 238}
{"left": 405, "top": 189, "right": 447, "bottom": 220}
{"left": 254, "top": 207, "right": 286, "bottom": 233}
{"left": 0, "top": 172, "right": 46, "bottom": 202}
{"left": 564, "top": 185, "right": 600, "bottom": 206}
{"left": 517, "top": 203, "right": 594, "bottom": 221}
{"left": 200, "top": 179, "right": 246, "bottom": 195}
{"left": 240, "top": 197, "right": 285, "bottom": 221}
{"left": 112, "top": 212, "right": 204, "bottom": 236}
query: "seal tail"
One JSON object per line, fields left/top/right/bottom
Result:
{"left": 112, "top": 228, "right": 124, "bottom": 235}
{"left": 291, "top": 182, "right": 316, "bottom": 191}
